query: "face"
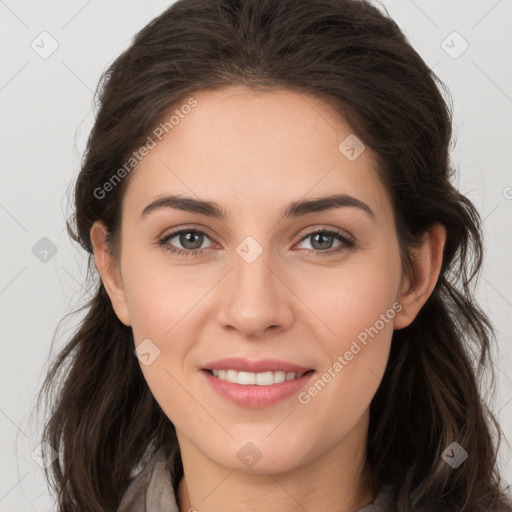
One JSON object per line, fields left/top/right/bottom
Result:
{"left": 93, "top": 85, "right": 428, "bottom": 475}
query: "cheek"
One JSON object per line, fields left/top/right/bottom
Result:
{"left": 294, "top": 255, "right": 400, "bottom": 410}
{"left": 122, "top": 251, "right": 206, "bottom": 342}
{"left": 302, "top": 254, "right": 400, "bottom": 348}
{"left": 336, "top": 271, "right": 398, "bottom": 342}
{"left": 122, "top": 261, "right": 203, "bottom": 423}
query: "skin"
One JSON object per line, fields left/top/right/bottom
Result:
{"left": 91, "top": 85, "right": 446, "bottom": 512}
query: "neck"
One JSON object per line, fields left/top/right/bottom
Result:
{"left": 176, "top": 412, "right": 376, "bottom": 512}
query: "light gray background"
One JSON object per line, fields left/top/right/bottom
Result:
{"left": 1, "top": 1, "right": 511, "bottom": 510}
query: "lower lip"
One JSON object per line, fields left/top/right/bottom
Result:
{"left": 202, "top": 370, "right": 315, "bottom": 408}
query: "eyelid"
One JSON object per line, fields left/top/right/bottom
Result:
{"left": 296, "top": 226, "right": 355, "bottom": 245}
{"left": 158, "top": 224, "right": 217, "bottom": 243}
{"left": 158, "top": 224, "right": 354, "bottom": 246}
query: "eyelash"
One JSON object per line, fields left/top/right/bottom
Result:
{"left": 156, "top": 227, "right": 356, "bottom": 259}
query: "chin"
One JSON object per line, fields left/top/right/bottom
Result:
{"left": 207, "top": 436, "right": 312, "bottom": 474}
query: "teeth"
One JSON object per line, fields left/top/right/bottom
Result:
{"left": 210, "top": 369, "right": 306, "bottom": 385}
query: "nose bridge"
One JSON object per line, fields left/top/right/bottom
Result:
{"left": 215, "top": 233, "right": 294, "bottom": 337}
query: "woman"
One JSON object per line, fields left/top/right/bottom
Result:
{"left": 37, "top": 0, "right": 511, "bottom": 510}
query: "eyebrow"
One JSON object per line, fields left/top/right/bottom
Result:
{"left": 140, "top": 193, "right": 376, "bottom": 222}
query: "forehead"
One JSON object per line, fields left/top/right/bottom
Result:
{"left": 123, "top": 85, "right": 391, "bottom": 221}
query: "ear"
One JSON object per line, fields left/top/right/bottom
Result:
{"left": 394, "top": 223, "right": 447, "bottom": 330}
{"left": 90, "top": 221, "right": 131, "bottom": 326}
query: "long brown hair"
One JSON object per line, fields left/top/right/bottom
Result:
{"left": 36, "top": 0, "right": 511, "bottom": 510}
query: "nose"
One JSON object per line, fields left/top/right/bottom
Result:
{"left": 215, "top": 245, "right": 295, "bottom": 340}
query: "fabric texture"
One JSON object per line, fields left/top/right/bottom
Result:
{"left": 118, "top": 447, "right": 179, "bottom": 512}
{"left": 117, "top": 446, "right": 394, "bottom": 511}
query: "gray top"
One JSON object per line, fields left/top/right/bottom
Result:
{"left": 117, "top": 447, "right": 394, "bottom": 511}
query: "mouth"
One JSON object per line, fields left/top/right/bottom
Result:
{"left": 200, "top": 357, "right": 316, "bottom": 407}
{"left": 201, "top": 359, "right": 316, "bottom": 408}
{"left": 203, "top": 368, "right": 315, "bottom": 386}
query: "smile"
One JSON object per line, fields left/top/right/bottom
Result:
{"left": 206, "top": 369, "right": 312, "bottom": 385}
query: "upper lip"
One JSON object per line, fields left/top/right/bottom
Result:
{"left": 203, "top": 357, "right": 314, "bottom": 373}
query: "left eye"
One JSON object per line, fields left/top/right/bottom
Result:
{"left": 157, "top": 228, "right": 354, "bottom": 258}
{"left": 296, "top": 230, "right": 349, "bottom": 251}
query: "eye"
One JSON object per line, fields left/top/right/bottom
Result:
{"left": 157, "top": 227, "right": 355, "bottom": 258}
{"left": 294, "top": 228, "right": 355, "bottom": 257}
{"left": 157, "top": 228, "right": 214, "bottom": 258}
